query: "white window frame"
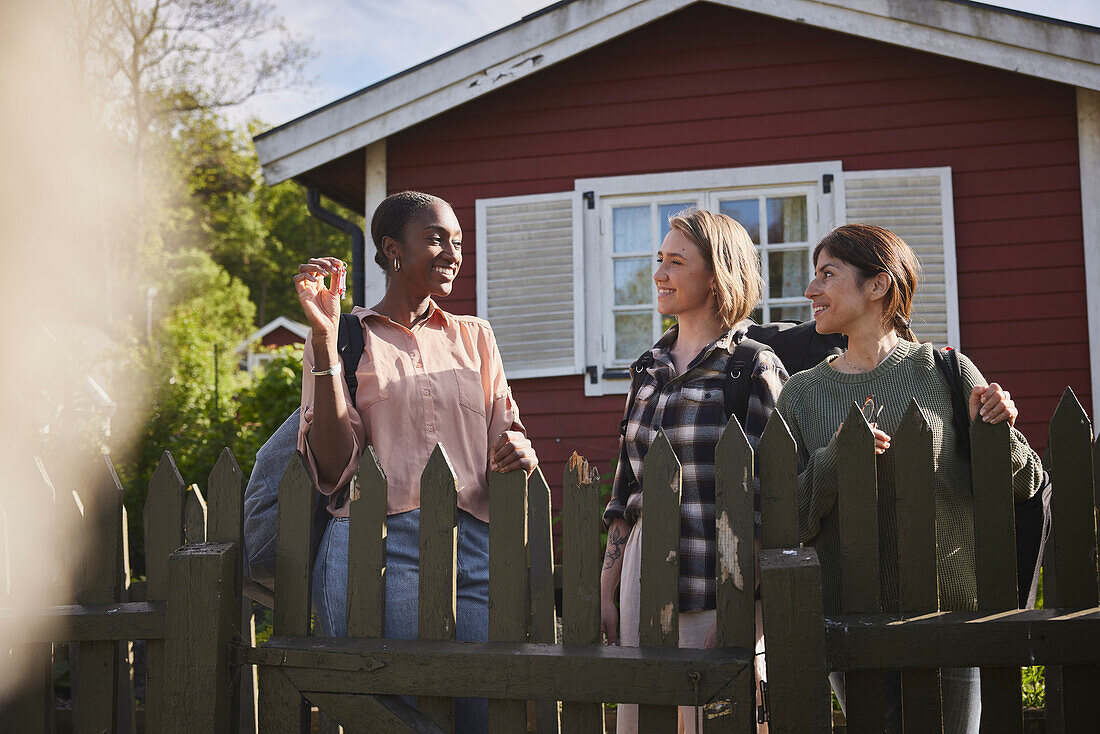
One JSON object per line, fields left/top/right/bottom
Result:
{"left": 577, "top": 161, "right": 844, "bottom": 396}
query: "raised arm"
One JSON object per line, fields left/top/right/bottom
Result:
{"left": 294, "top": 257, "right": 361, "bottom": 492}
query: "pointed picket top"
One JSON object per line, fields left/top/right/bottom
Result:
{"left": 146, "top": 452, "right": 185, "bottom": 598}
{"left": 526, "top": 464, "right": 557, "bottom": 650}
{"left": 206, "top": 448, "right": 243, "bottom": 545}
{"left": 352, "top": 444, "right": 387, "bottom": 502}
{"left": 894, "top": 398, "right": 938, "bottom": 613}
{"left": 149, "top": 451, "right": 186, "bottom": 503}
{"left": 835, "top": 402, "right": 879, "bottom": 614}
{"left": 183, "top": 484, "right": 208, "bottom": 545}
{"left": 837, "top": 401, "right": 874, "bottom": 448}
{"left": 714, "top": 404, "right": 756, "bottom": 651}
{"left": 81, "top": 455, "right": 125, "bottom": 605}
{"left": 646, "top": 428, "right": 682, "bottom": 492}
{"left": 759, "top": 409, "right": 796, "bottom": 458}
{"left": 895, "top": 398, "right": 930, "bottom": 444}
{"left": 419, "top": 442, "right": 458, "bottom": 646}
{"left": 274, "top": 450, "right": 315, "bottom": 635}
{"left": 279, "top": 449, "right": 314, "bottom": 495}
{"left": 1047, "top": 385, "right": 1097, "bottom": 608}
{"left": 422, "top": 443, "right": 458, "bottom": 491}
{"left": 528, "top": 465, "right": 551, "bottom": 503}
{"left": 347, "top": 444, "right": 388, "bottom": 638}
{"left": 716, "top": 410, "right": 752, "bottom": 481}
{"left": 759, "top": 410, "right": 799, "bottom": 549}
{"left": 1050, "top": 386, "right": 1091, "bottom": 441}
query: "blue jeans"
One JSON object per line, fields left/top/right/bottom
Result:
{"left": 830, "top": 667, "right": 981, "bottom": 733}
{"left": 312, "top": 508, "right": 490, "bottom": 733}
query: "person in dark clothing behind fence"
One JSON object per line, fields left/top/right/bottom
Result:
{"left": 601, "top": 208, "right": 787, "bottom": 734}
{"left": 776, "top": 224, "right": 1043, "bottom": 733}
{"left": 294, "top": 191, "right": 537, "bottom": 733}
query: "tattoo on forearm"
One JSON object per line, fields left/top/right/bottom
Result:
{"left": 603, "top": 525, "right": 628, "bottom": 569}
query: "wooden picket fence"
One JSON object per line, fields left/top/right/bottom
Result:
{"left": 1, "top": 387, "right": 1098, "bottom": 732}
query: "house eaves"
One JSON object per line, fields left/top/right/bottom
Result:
{"left": 253, "top": 0, "right": 1100, "bottom": 187}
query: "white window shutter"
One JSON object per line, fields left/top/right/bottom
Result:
{"left": 844, "top": 167, "right": 960, "bottom": 348}
{"left": 475, "top": 191, "right": 584, "bottom": 379}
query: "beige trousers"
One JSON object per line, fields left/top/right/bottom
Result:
{"left": 616, "top": 518, "right": 767, "bottom": 734}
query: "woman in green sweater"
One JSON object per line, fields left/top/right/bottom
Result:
{"left": 775, "top": 224, "right": 1042, "bottom": 733}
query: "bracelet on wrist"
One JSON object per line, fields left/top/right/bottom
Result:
{"left": 310, "top": 362, "right": 342, "bottom": 377}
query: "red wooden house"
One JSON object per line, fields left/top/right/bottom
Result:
{"left": 254, "top": 0, "right": 1100, "bottom": 501}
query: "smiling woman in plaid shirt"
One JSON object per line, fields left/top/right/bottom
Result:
{"left": 601, "top": 208, "right": 788, "bottom": 734}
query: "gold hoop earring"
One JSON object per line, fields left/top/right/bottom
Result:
{"left": 393, "top": 258, "right": 401, "bottom": 272}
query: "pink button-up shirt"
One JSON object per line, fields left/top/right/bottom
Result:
{"left": 298, "top": 301, "right": 524, "bottom": 522}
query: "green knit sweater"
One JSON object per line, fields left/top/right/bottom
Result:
{"left": 775, "top": 339, "right": 1042, "bottom": 614}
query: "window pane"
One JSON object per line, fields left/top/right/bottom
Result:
{"left": 718, "top": 199, "right": 760, "bottom": 244}
{"left": 768, "top": 249, "right": 810, "bottom": 299}
{"left": 613, "top": 206, "right": 650, "bottom": 253}
{"left": 658, "top": 202, "right": 695, "bottom": 242}
{"left": 660, "top": 314, "right": 677, "bottom": 333}
{"left": 615, "top": 312, "right": 653, "bottom": 361}
{"left": 750, "top": 306, "right": 763, "bottom": 324}
{"left": 772, "top": 303, "right": 811, "bottom": 322}
{"left": 766, "top": 196, "right": 807, "bottom": 243}
{"left": 614, "top": 258, "right": 652, "bottom": 306}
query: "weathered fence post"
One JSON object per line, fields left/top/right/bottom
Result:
{"left": 419, "top": 444, "right": 458, "bottom": 732}
{"left": 2, "top": 458, "right": 56, "bottom": 732}
{"left": 971, "top": 417, "right": 1023, "bottom": 734}
{"left": 74, "top": 456, "right": 124, "bottom": 733}
{"left": 836, "top": 402, "right": 885, "bottom": 731}
{"left": 144, "top": 451, "right": 186, "bottom": 732}
{"left": 711, "top": 416, "right": 757, "bottom": 732}
{"left": 759, "top": 409, "right": 799, "bottom": 549}
{"left": 162, "top": 541, "right": 241, "bottom": 734}
{"left": 1045, "top": 388, "right": 1099, "bottom": 730}
{"left": 527, "top": 467, "right": 561, "bottom": 734}
{"left": 894, "top": 399, "right": 943, "bottom": 730}
{"left": 638, "top": 430, "right": 681, "bottom": 733}
{"left": 208, "top": 448, "right": 249, "bottom": 734}
{"left": 347, "top": 446, "right": 387, "bottom": 639}
{"left": 560, "top": 452, "right": 605, "bottom": 734}
{"left": 759, "top": 548, "right": 829, "bottom": 733}
{"left": 489, "top": 468, "right": 528, "bottom": 732}
{"left": 259, "top": 452, "right": 314, "bottom": 734}
{"left": 758, "top": 411, "right": 831, "bottom": 732}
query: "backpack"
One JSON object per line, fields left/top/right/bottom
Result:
{"left": 932, "top": 346, "right": 1052, "bottom": 609}
{"left": 615, "top": 320, "right": 845, "bottom": 491}
{"left": 243, "top": 313, "right": 365, "bottom": 602}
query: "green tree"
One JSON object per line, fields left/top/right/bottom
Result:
{"left": 233, "top": 344, "right": 305, "bottom": 478}
{"left": 114, "top": 248, "right": 255, "bottom": 573}
{"left": 167, "top": 112, "right": 359, "bottom": 326}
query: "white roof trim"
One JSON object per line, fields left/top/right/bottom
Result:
{"left": 234, "top": 315, "right": 309, "bottom": 354}
{"left": 255, "top": 0, "right": 1100, "bottom": 185}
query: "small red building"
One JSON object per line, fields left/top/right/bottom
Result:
{"left": 255, "top": 0, "right": 1100, "bottom": 500}
{"left": 235, "top": 316, "right": 309, "bottom": 374}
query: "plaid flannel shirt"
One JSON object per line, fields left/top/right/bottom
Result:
{"left": 603, "top": 324, "right": 788, "bottom": 612}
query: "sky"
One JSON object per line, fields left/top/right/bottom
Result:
{"left": 240, "top": 0, "right": 1100, "bottom": 130}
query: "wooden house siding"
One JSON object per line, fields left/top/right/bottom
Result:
{"left": 384, "top": 3, "right": 1086, "bottom": 492}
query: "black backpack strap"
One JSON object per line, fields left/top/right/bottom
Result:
{"left": 329, "top": 313, "right": 366, "bottom": 511}
{"left": 932, "top": 347, "right": 970, "bottom": 458}
{"left": 338, "top": 312, "right": 365, "bottom": 398}
{"left": 724, "top": 337, "right": 771, "bottom": 426}
{"left": 615, "top": 352, "right": 655, "bottom": 493}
